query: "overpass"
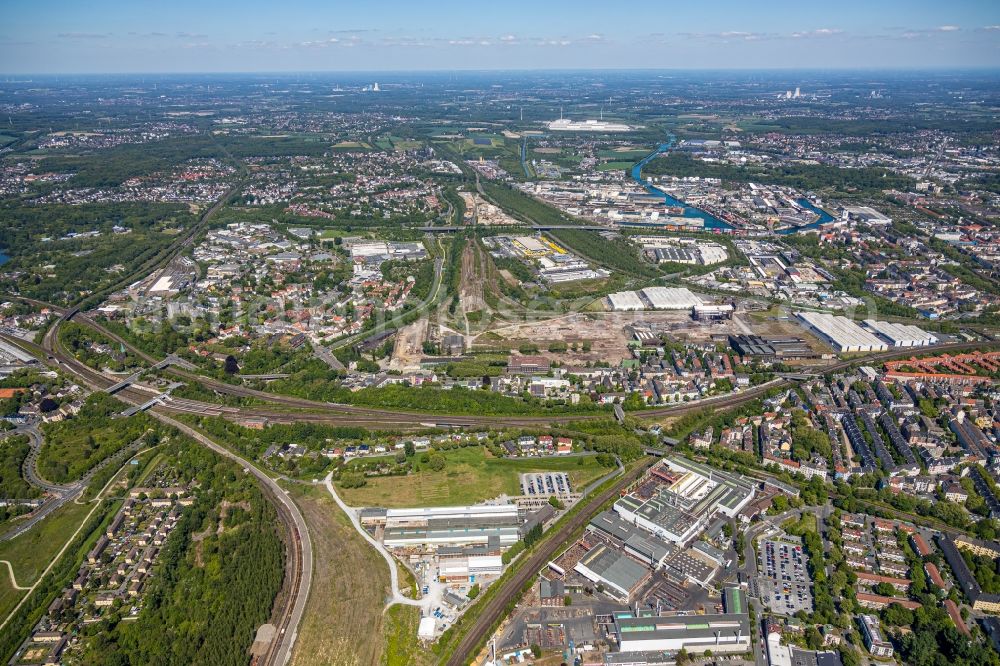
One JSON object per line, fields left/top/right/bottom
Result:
{"left": 121, "top": 395, "right": 167, "bottom": 417}
{"left": 120, "top": 382, "right": 183, "bottom": 416}
{"left": 105, "top": 356, "right": 183, "bottom": 394}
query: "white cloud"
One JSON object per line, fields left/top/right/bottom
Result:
{"left": 791, "top": 28, "right": 844, "bottom": 38}
{"left": 57, "top": 32, "right": 110, "bottom": 39}
{"left": 937, "top": 25, "right": 961, "bottom": 32}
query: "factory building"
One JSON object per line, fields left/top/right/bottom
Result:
{"left": 382, "top": 504, "right": 522, "bottom": 549}
{"left": 862, "top": 319, "right": 938, "bottom": 348}
{"left": 614, "top": 492, "right": 706, "bottom": 546}
{"left": 662, "top": 456, "right": 756, "bottom": 519}
{"left": 573, "top": 543, "right": 652, "bottom": 602}
{"left": 796, "top": 312, "right": 889, "bottom": 353}
{"left": 613, "top": 458, "right": 754, "bottom": 546}
{"left": 728, "top": 335, "right": 815, "bottom": 361}
{"left": 611, "top": 613, "right": 751, "bottom": 654}
{"left": 640, "top": 287, "right": 703, "bottom": 310}
{"left": 588, "top": 510, "right": 672, "bottom": 569}
{"left": 0, "top": 340, "right": 37, "bottom": 365}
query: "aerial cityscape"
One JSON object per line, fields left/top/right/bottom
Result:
{"left": 1, "top": 2, "right": 1000, "bottom": 666}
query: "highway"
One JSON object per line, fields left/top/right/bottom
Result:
{"left": 9, "top": 310, "right": 311, "bottom": 666}
{"left": 0, "top": 424, "right": 84, "bottom": 543}
{"left": 443, "top": 457, "right": 654, "bottom": 666}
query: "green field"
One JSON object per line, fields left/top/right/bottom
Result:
{"left": 597, "top": 161, "right": 634, "bottom": 172}
{"left": 0, "top": 575, "right": 25, "bottom": 624}
{"left": 382, "top": 605, "right": 434, "bottom": 665}
{"left": 339, "top": 447, "right": 608, "bottom": 507}
{"left": 0, "top": 500, "right": 91, "bottom": 585}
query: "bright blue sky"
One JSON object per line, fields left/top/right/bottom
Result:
{"left": 2, "top": 0, "right": 999, "bottom": 73}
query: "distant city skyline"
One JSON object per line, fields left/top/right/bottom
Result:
{"left": 2, "top": 0, "right": 999, "bottom": 74}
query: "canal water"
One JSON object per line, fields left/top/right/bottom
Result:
{"left": 630, "top": 139, "right": 834, "bottom": 234}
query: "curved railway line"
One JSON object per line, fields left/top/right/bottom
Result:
{"left": 12, "top": 314, "right": 311, "bottom": 666}
{"left": 8, "top": 296, "right": 1000, "bottom": 665}
{"left": 16, "top": 296, "right": 1000, "bottom": 429}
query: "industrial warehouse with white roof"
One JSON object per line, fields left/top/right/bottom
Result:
{"left": 381, "top": 504, "right": 522, "bottom": 549}
{"left": 862, "top": 319, "right": 938, "bottom": 348}
{"left": 607, "top": 287, "right": 704, "bottom": 311}
{"left": 795, "top": 311, "right": 889, "bottom": 353}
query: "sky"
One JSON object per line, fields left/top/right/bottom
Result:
{"left": 2, "top": 0, "right": 999, "bottom": 74}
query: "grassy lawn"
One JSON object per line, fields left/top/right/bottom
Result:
{"left": 0, "top": 500, "right": 91, "bottom": 585}
{"left": 597, "top": 161, "right": 634, "bottom": 172}
{"left": 0, "top": 575, "right": 25, "bottom": 622}
{"left": 340, "top": 447, "right": 608, "bottom": 507}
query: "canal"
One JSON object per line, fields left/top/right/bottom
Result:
{"left": 630, "top": 138, "right": 834, "bottom": 234}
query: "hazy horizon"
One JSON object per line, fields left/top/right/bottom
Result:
{"left": 3, "top": 0, "right": 999, "bottom": 74}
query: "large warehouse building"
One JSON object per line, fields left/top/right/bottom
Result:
{"left": 607, "top": 291, "right": 645, "bottom": 311}
{"left": 607, "top": 287, "right": 704, "bottom": 311}
{"left": 862, "top": 319, "right": 938, "bottom": 348}
{"left": 614, "top": 492, "right": 707, "bottom": 546}
{"left": 613, "top": 457, "right": 756, "bottom": 546}
{"left": 639, "top": 287, "right": 703, "bottom": 310}
{"left": 573, "top": 543, "right": 652, "bottom": 602}
{"left": 796, "top": 312, "right": 889, "bottom": 353}
{"left": 382, "top": 504, "right": 522, "bottom": 549}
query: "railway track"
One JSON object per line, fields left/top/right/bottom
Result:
{"left": 23, "top": 321, "right": 311, "bottom": 666}
{"left": 42, "top": 307, "right": 1000, "bottom": 427}
{"left": 19, "top": 295, "right": 1000, "bottom": 429}
{"left": 443, "top": 457, "right": 654, "bottom": 666}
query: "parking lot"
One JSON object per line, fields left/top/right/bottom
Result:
{"left": 756, "top": 537, "right": 813, "bottom": 616}
{"left": 520, "top": 472, "right": 572, "bottom": 497}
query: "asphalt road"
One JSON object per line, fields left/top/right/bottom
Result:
{"left": 8, "top": 318, "right": 311, "bottom": 666}
{"left": 0, "top": 423, "right": 84, "bottom": 543}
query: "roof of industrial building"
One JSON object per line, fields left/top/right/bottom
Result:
{"left": 665, "top": 456, "right": 755, "bottom": 512}
{"left": 862, "top": 319, "right": 937, "bottom": 345}
{"left": 614, "top": 613, "right": 750, "bottom": 643}
{"left": 796, "top": 312, "right": 888, "bottom": 350}
{"left": 640, "top": 286, "right": 703, "bottom": 310}
{"left": 723, "top": 587, "right": 746, "bottom": 615}
{"left": 608, "top": 291, "right": 645, "bottom": 310}
{"left": 616, "top": 492, "right": 700, "bottom": 540}
{"left": 385, "top": 504, "right": 519, "bottom": 521}
{"left": 577, "top": 544, "right": 650, "bottom": 593}
{"left": 589, "top": 510, "right": 671, "bottom": 563}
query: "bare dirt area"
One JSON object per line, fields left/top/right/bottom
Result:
{"left": 288, "top": 484, "right": 392, "bottom": 666}
{"left": 459, "top": 241, "right": 486, "bottom": 314}
{"left": 473, "top": 308, "right": 813, "bottom": 364}
{"left": 389, "top": 317, "right": 429, "bottom": 372}
{"left": 474, "top": 311, "right": 632, "bottom": 364}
